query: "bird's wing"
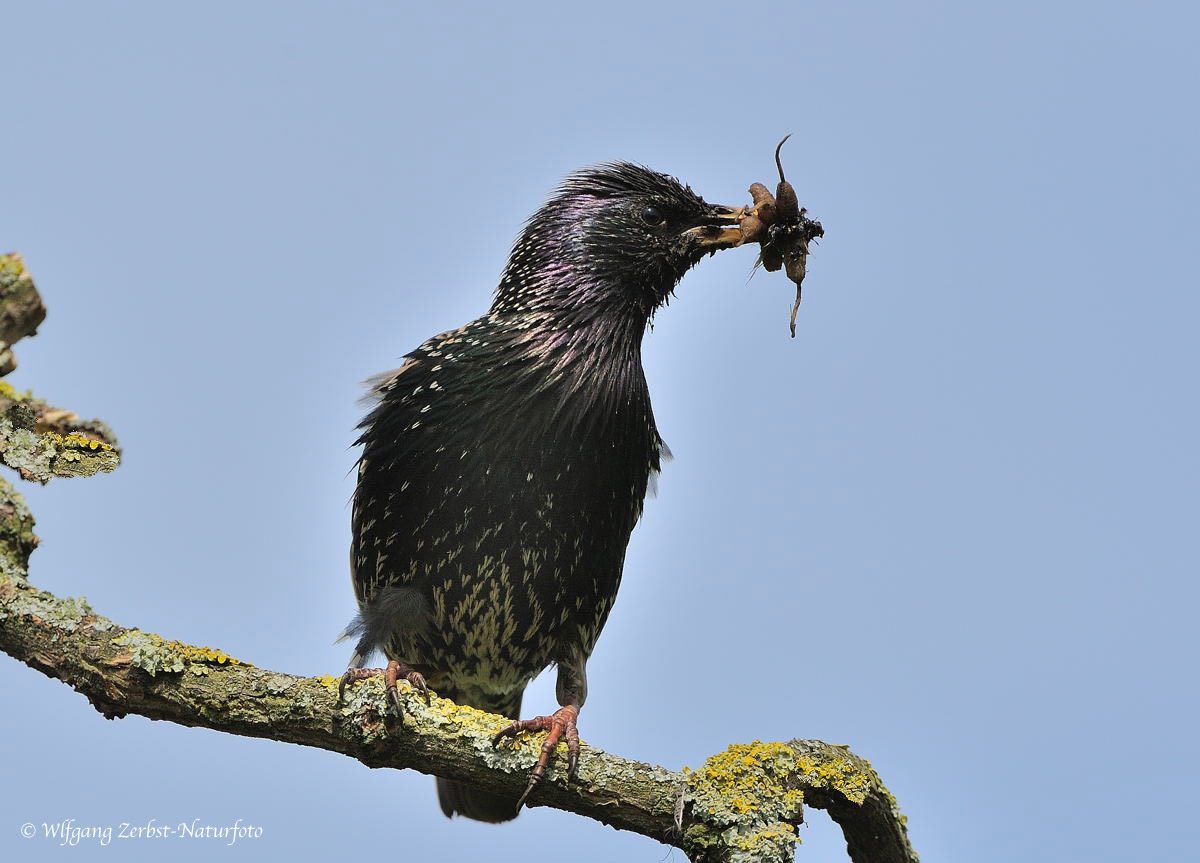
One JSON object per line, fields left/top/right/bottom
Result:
{"left": 349, "top": 357, "right": 424, "bottom": 606}
{"left": 349, "top": 319, "right": 507, "bottom": 606}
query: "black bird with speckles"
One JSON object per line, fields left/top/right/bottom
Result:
{"left": 342, "top": 164, "right": 747, "bottom": 822}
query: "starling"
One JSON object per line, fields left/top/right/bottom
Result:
{"left": 342, "top": 163, "right": 746, "bottom": 822}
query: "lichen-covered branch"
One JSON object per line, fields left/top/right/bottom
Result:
{"left": 0, "top": 253, "right": 121, "bottom": 482}
{"left": 0, "top": 382, "right": 121, "bottom": 481}
{"left": 0, "top": 252, "right": 47, "bottom": 375}
{"left": 0, "top": 254, "right": 917, "bottom": 863}
{"left": 0, "top": 471, "right": 917, "bottom": 863}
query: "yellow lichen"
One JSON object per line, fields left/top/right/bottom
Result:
{"left": 683, "top": 740, "right": 902, "bottom": 861}
{"left": 737, "top": 823, "right": 799, "bottom": 852}
{"left": 688, "top": 740, "right": 801, "bottom": 823}
{"left": 793, "top": 752, "right": 875, "bottom": 805}
{"left": 111, "top": 629, "right": 248, "bottom": 675}
{"left": 60, "top": 432, "right": 113, "bottom": 452}
{"left": 0, "top": 381, "right": 38, "bottom": 403}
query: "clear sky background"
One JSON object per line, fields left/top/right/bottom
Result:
{"left": 2, "top": 3, "right": 1196, "bottom": 861}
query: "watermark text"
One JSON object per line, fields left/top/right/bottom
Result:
{"left": 20, "top": 819, "right": 263, "bottom": 846}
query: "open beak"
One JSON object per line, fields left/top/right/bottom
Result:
{"left": 685, "top": 205, "right": 747, "bottom": 249}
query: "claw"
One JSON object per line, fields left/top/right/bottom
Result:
{"left": 492, "top": 705, "right": 580, "bottom": 811}
{"left": 338, "top": 666, "right": 382, "bottom": 702}
{"left": 410, "top": 672, "right": 431, "bottom": 705}
{"left": 337, "top": 660, "right": 430, "bottom": 722}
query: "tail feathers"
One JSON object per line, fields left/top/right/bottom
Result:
{"left": 437, "top": 779, "right": 522, "bottom": 823}
{"left": 435, "top": 686, "right": 525, "bottom": 823}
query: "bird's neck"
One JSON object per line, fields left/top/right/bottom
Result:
{"left": 499, "top": 299, "right": 649, "bottom": 391}
{"left": 492, "top": 215, "right": 674, "bottom": 335}
{"left": 484, "top": 277, "right": 656, "bottom": 440}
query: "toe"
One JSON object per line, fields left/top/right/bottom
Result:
{"left": 406, "top": 671, "right": 430, "bottom": 705}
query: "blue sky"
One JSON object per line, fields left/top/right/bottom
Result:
{"left": 2, "top": 3, "right": 1196, "bottom": 861}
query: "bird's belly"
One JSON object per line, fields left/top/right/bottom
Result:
{"left": 397, "top": 478, "right": 636, "bottom": 695}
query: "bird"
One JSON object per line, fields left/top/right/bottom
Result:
{"left": 340, "top": 162, "right": 747, "bottom": 822}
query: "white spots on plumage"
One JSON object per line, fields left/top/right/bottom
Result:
{"left": 520, "top": 546, "right": 542, "bottom": 569}
{"left": 473, "top": 525, "right": 498, "bottom": 552}
{"left": 420, "top": 405, "right": 431, "bottom": 413}
{"left": 520, "top": 592, "right": 545, "bottom": 643}
{"left": 429, "top": 555, "right": 526, "bottom": 679}
{"left": 400, "top": 480, "right": 411, "bottom": 492}
{"left": 526, "top": 471, "right": 534, "bottom": 482}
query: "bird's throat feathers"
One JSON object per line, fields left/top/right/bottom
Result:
{"left": 491, "top": 202, "right": 680, "bottom": 334}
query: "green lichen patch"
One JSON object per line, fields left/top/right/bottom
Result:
{"left": 0, "top": 476, "right": 37, "bottom": 579}
{"left": 37, "top": 594, "right": 93, "bottom": 630}
{"left": 0, "top": 582, "right": 93, "bottom": 632}
{"left": 111, "top": 630, "right": 248, "bottom": 676}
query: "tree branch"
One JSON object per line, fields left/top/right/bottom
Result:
{"left": 0, "top": 252, "right": 47, "bottom": 375}
{"left": 0, "top": 253, "right": 918, "bottom": 863}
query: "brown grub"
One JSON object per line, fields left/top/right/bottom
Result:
{"left": 735, "top": 137, "right": 825, "bottom": 337}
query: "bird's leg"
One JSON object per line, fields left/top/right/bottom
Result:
{"left": 492, "top": 705, "right": 580, "bottom": 811}
{"left": 489, "top": 705, "right": 578, "bottom": 811}
{"left": 338, "top": 659, "right": 430, "bottom": 717}
{"left": 491, "top": 655, "right": 587, "bottom": 811}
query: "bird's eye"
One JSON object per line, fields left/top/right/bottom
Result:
{"left": 640, "top": 205, "right": 666, "bottom": 226}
